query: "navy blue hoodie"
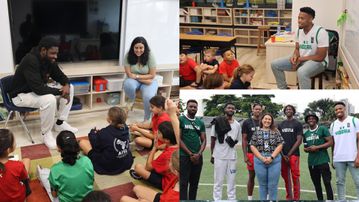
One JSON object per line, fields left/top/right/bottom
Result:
{"left": 88, "top": 125, "right": 133, "bottom": 175}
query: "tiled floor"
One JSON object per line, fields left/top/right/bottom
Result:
{"left": 5, "top": 108, "right": 157, "bottom": 202}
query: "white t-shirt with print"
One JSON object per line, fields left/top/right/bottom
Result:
{"left": 295, "top": 24, "right": 329, "bottom": 66}
{"left": 330, "top": 116, "right": 359, "bottom": 162}
{"left": 211, "top": 119, "right": 241, "bottom": 160}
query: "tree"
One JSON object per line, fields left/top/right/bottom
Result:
{"left": 203, "top": 95, "right": 240, "bottom": 116}
{"left": 239, "top": 94, "right": 283, "bottom": 118}
{"left": 303, "top": 98, "right": 336, "bottom": 121}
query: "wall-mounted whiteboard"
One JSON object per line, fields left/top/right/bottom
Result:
{"left": 120, "top": 0, "right": 179, "bottom": 65}
{"left": 342, "top": 0, "right": 359, "bottom": 82}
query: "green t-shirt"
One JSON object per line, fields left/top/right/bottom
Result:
{"left": 49, "top": 156, "right": 94, "bottom": 202}
{"left": 124, "top": 52, "right": 156, "bottom": 75}
{"left": 179, "top": 115, "right": 205, "bottom": 156}
{"left": 303, "top": 125, "right": 331, "bottom": 166}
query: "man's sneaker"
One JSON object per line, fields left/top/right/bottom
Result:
{"left": 54, "top": 121, "right": 78, "bottom": 133}
{"left": 43, "top": 131, "right": 56, "bottom": 150}
{"left": 129, "top": 169, "right": 143, "bottom": 180}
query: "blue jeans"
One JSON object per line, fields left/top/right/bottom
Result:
{"left": 254, "top": 154, "right": 282, "bottom": 201}
{"left": 271, "top": 55, "right": 325, "bottom": 89}
{"left": 123, "top": 78, "right": 158, "bottom": 120}
{"left": 333, "top": 161, "right": 359, "bottom": 200}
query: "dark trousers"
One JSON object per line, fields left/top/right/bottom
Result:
{"left": 309, "top": 163, "right": 334, "bottom": 200}
{"left": 180, "top": 155, "right": 203, "bottom": 200}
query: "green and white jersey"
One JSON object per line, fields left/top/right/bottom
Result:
{"left": 179, "top": 115, "right": 205, "bottom": 156}
{"left": 330, "top": 116, "right": 359, "bottom": 162}
{"left": 303, "top": 125, "right": 331, "bottom": 166}
{"left": 296, "top": 24, "right": 329, "bottom": 66}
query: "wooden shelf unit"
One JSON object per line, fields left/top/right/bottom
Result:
{"left": 180, "top": 7, "right": 292, "bottom": 47}
{"left": 181, "top": 7, "right": 233, "bottom": 26}
{"left": 0, "top": 62, "right": 178, "bottom": 123}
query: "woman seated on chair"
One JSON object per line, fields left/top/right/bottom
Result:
{"left": 123, "top": 36, "right": 158, "bottom": 121}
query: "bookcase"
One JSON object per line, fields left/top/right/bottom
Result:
{"left": 180, "top": 7, "right": 292, "bottom": 47}
{"left": 0, "top": 62, "right": 178, "bottom": 123}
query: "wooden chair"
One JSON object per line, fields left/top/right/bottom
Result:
{"left": 257, "top": 26, "right": 270, "bottom": 56}
{"left": 311, "top": 72, "right": 324, "bottom": 89}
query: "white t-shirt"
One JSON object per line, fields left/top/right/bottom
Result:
{"left": 211, "top": 119, "right": 241, "bottom": 160}
{"left": 330, "top": 116, "right": 359, "bottom": 162}
{"left": 295, "top": 24, "right": 329, "bottom": 66}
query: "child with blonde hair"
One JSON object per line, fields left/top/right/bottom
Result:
{"left": 79, "top": 106, "right": 133, "bottom": 175}
{"left": 230, "top": 64, "right": 255, "bottom": 89}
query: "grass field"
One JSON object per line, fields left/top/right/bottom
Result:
{"left": 195, "top": 145, "right": 357, "bottom": 200}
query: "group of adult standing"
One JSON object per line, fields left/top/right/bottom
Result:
{"left": 180, "top": 100, "right": 359, "bottom": 201}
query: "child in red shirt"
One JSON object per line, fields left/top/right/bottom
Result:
{"left": 179, "top": 51, "right": 201, "bottom": 88}
{"left": 219, "top": 48, "right": 240, "bottom": 88}
{"left": 129, "top": 121, "right": 177, "bottom": 191}
{"left": 0, "top": 129, "right": 31, "bottom": 202}
{"left": 121, "top": 149, "right": 179, "bottom": 202}
{"left": 130, "top": 95, "right": 171, "bottom": 149}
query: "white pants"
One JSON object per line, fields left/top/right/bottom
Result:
{"left": 12, "top": 84, "right": 74, "bottom": 134}
{"left": 213, "top": 158, "right": 237, "bottom": 200}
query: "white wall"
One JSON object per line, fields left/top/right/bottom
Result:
{"left": 292, "top": 0, "right": 344, "bottom": 34}
{"left": 0, "top": 1, "right": 15, "bottom": 74}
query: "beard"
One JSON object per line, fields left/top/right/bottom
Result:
{"left": 225, "top": 111, "right": 234, "bottom": 117}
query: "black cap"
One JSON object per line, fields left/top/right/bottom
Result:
{"left": 305, "top": 114, "right": 319, "bottom": 123}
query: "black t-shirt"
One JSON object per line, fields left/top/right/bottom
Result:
{"left": 278, "top": 119, "right": 303, "bottom": 156}
{"left": 230, "top": 78, "right": 250, "bottom": 89}
{"left": 242, "top": 118, "right": 260, "bottom": 153}
{"left": 203, "top": 59, "right": 219, "bottom": 67}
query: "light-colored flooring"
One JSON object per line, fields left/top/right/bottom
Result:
{"left": 189, "top": 47, "right": 337, "bottom": 89}
{"left": 3, "top": 109, "right": 144, "bottom": 148}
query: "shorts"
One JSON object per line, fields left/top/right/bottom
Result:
{"left": 146, "top": 171, "right": 163, "bottom": 190}
{"left": 246, "top": 153, "right": 254, "bottom": 171}
{"left": 153, "top": 193, "right": 161, "bottom": 202}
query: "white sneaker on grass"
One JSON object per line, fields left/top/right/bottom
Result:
{"left": 54, "top": 121, "right": 78, "bottom": 133}
{"left": 43, "top": 131, "right": 56, "bottom": 150}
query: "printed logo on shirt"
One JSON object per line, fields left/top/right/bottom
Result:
{"left": 335, "top": 126, "right": 351, "bottom": 136}
{"left": 113, "top": 138, "right": 129, "bottom": 158}
{"left": 306, "top": 135, "right": 319, "bottom": 141}
{"left": 300, "top": 41, "right": 312, "bottom": 50}
{"left": 184, "top": 124, "right": 200, "bottom": 131}
{"left": 281, "top": 128, "right": 294, "bottom": 133}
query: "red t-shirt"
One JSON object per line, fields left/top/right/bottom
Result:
{"left": 0, "top": 160, "right": 28, "bottom": 202}
{"left": 160, "top": 177, "right": 179, "bottom": 202}
{"left": 152, "top": 112, "right": 171, "bottom": 134}
{"left": 180, "top": 58, "right": 197, "bottom": 81}
{"left": 219, "top": 59, "right": 239, "bottom": 78}
{"left": 151, "top": 146, "right": 178, "bottom": 190}
{"left": 152, "top": 112, "right": 171, "bottom": 146}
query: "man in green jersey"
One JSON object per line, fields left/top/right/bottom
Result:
{"left": 179, "top": 99, "right": 206, "bottom": 200}
{"left": 303, "top": 113, "right": 333, "bottom": 200}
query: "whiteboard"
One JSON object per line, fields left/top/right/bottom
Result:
{"left": 120, "top": 0, "right": 179, "bottom": 65}
{"left": 342, "top": 0, "right": 359, "bottom": 82}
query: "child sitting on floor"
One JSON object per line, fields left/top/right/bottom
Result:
{"left": 129, "top": 121, "right": 177, "bottom": 191}
{"left": 79, "top": 106, "right": 133, "bottom": 175}
{"left": 37, "top": 131, "right": 94, "bottom": 202}
{"left": 200, "top": 48, "right": 219, "bottom": 75}
{"left": 230, "top": 64, "right": 255, "bottom": 89}
{"left": 0, "top": 129, "right": 31, "bottom": 201}
{"left": 130, "top": 95, "right": 170, "bottom": 149}
{"left": 218, "top": 48, "right": 240, "bottom": 88}
{"left": 121, "top": 149, "right": 179, "bottom": 202}
{"left": 179, "top": 50, "right": 201, "bottom": 88}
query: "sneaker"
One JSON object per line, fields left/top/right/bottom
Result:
{"left": 43, "top": 131, "right": 57, "bottom": 150}
{"left": 129, "top": 169, "right": 143, "bottom": 180}
{"left": 54, "top": 121, "right": 78, "bottom": 133}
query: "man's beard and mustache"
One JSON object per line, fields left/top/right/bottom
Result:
{"left": 225, "top": 110, "right": 234, "bottom": 117}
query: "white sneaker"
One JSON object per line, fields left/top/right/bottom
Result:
{"left": 43, "top": 131, "right": 57, "bottom": 150}
{"left": 54, "top": 121, "right": 78, "bottom": 133}
{"left": 36, "top": 165, "right": 56, "bottom": 201}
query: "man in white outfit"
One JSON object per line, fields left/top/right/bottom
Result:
{"left": 9, "top": 36, "right": 78, "bottom": 149}
{"left": 211, "top": 102, "right": 241, "bottom": 200}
